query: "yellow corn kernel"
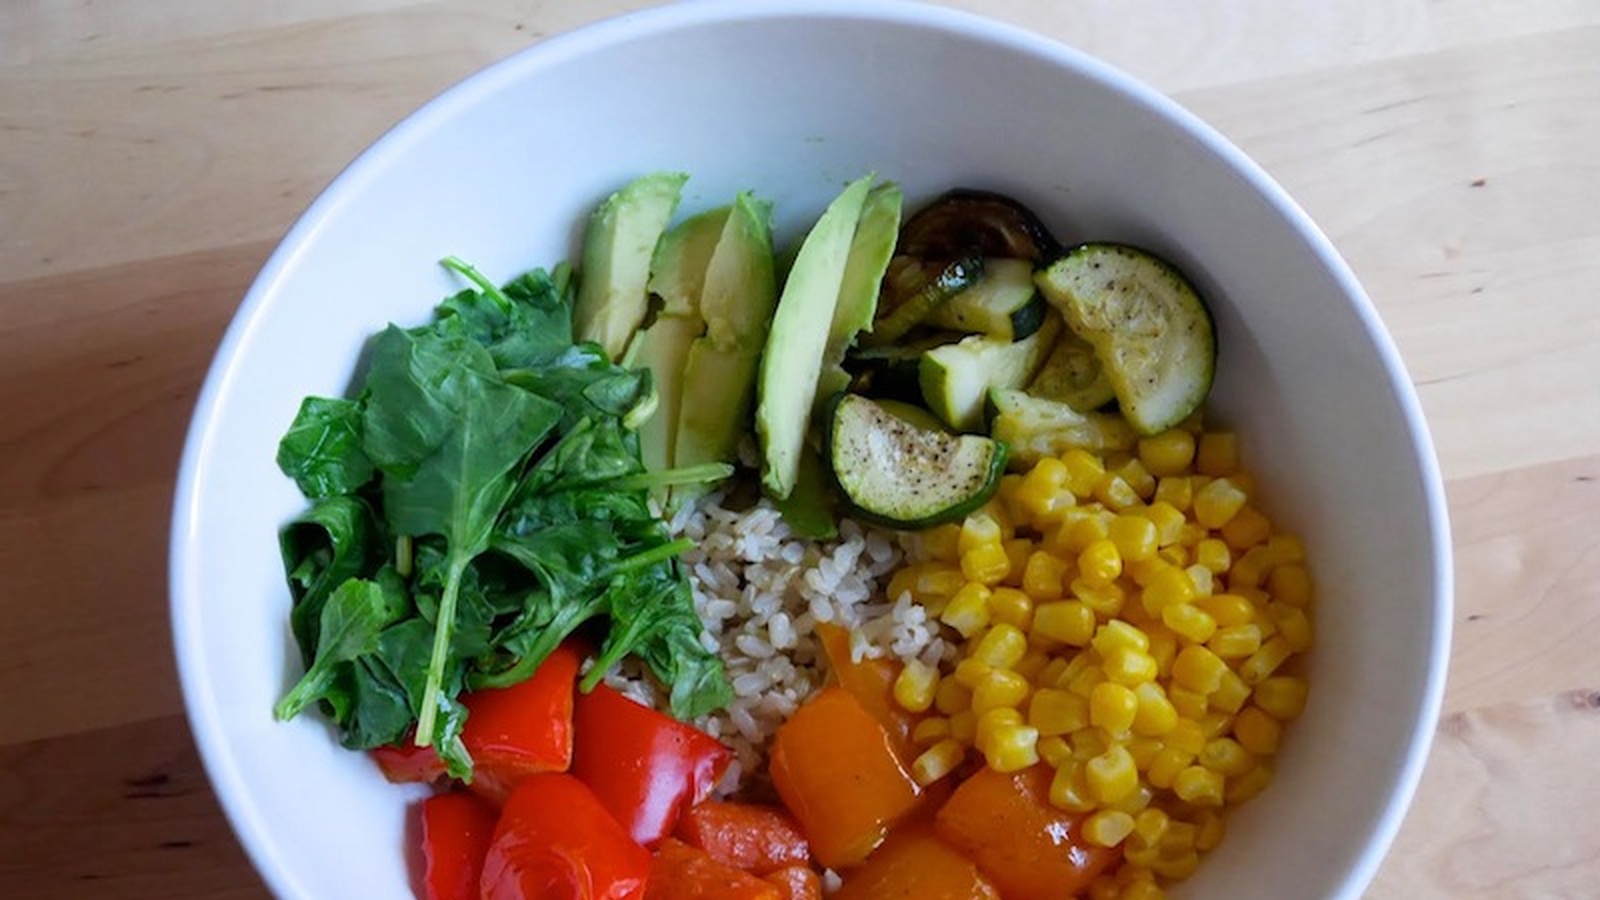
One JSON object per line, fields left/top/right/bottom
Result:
{"left": 1210, "top": 669, "right": 1251, "bottom": 715}
{"left": 1196, "top": 593, "right": 1255, "bottom": 627}
{"left": 1032, "top": 600, "right": 1097, "bottom": 647}
{"left": 1146, "top": 747, "right": 1193, "bottom": 789}
{"left": 1103, "top": 647, "right": 1159, "bottom": 686}
{"left": 1165, "top": 718, "right": 1207, "bottom": 756}
{"left": 1266, "top": 603, "right": 1314, "bottom": 653}
{"left": 912, "top": 564, "right": 968, "bottom": 610}
{"left": 884, "top": 565, "right": 921, "bottom": 604}
{"left": 1233, "top": 706, "right": 1283, "bottom": 756}
{"left": 1001, "top": 538, "right": 1034, "bottom": 587}
{"left": 1171, "top": 645, "right": 1228, "bottom": 694}
{"left": 972, "top": 668, "right": 1030, "bottom": 714}
{"left": 1228, "top": 545, "right": 1273, "bottom": 590}
{"left": 1066, "top": 661, "right": 1107, "bottom": 699}
{"left": 911, "top": 739, "right": 966, "bottom": 786}
{"left": 949, "top": 709, "right": 978, "bottom": 742}
{"left": 912, "top": 716, "right": 952, "bottom": 746}
{"left": 1070, "top": 726, "right": 1110, "bottom": 761}
{"left": 1015, "top": 457, "right": 1073, "bottom": 521}
{"left": 972, "top": 622, "right": 1029, "bottom": 669}
{"left": 1095, "top": 472, "right": 1141, "bottom": 510}
{"left": 1144, "top": 502, "right": 1187, "bottom": 548}
{"left": 1168, "top": 686, "right": 1209, "bottom": 720}
{"left": 983, "top": 723, "right": 1041, "bottom": 773}
{"left": 1086, "top": 745, "right": 1139, "bottom": 803}
{"left": 1115, "top": 457, "right": 1157, "bottom": 501}
{"left": 1122, "top": 879, "right": 1165, "bottom": 900}
{"left": 1090, "top": 681, "right": 1139, "bottom": 735}
{"left": 1220, "top": 504, "right": 1272, "bottom": 550}
{"left": 1156, "top": 545, "right": 1189, "bottom": 570}
{"left": 1055, "top": 506, "right": 1112, "bottom": 553}
{"left": 1048, "top": 762, "right": 1096, "bottom": 812}
{"left": 1092, "top": 619, "right": 1151, "bottom": 655}
{"left": 1138, "top": 429, "right": 1197, "bottom": 477}
{"left": 1131, "top": 682, "right": 1179, "bottom": 736}
{"left": 986, "top": 587, "right": 1033, "bottom": 631}
{"left": 1084, "top": 809, "right": 1136, "bottom": 848}
{"left": 1112, "top": 786, "right": 1153, "bottom": 819}
{"left": 1132, "top": 807, "right": 1170, "bottom": 848}
{"left": 975, "top": 707, "right": 1024, "bottom": 752}
{"left": 1153, "top": 475, "right": 1194, "bottom": 511}
{"left": 1152, "top": 850, "right": 1201, "bottom": 881}
{"left": 1039, "top": 656, "right": 1070, "bottom": 687}
{"left": 996, "top": 471, "right": 1025, "bottom": 509}
{"left": 1240, "top": 636, "right": 1295, "bottom": 685}
{"left": 1173, "top": 765, "right": 1225, "bottom": 806}
{"left": 1159, "top": 820, "right": 1198, "bottom": 855}
{"left": 935, "top": 677, "right": 973, "bottom": 715}
{"left": 1140, "top": 564, "right": 1196, "bottom": 616}
{"left": 1021, "top": 551, "right": 1070, "bottom": 601}
{"left": 1015, "top": 649, "right": 1050, "bottom": 681}
{"left": 1266, "top": 532, "right": 1306, "bottom": 564}
{"left": 1268, "top": 563, "right": 1315, "bottom": 608}
{"left": 1056, "top": 651, "right": 1095, "bottom": 690}
{"left": 1109, "top": 514, "right": 1159, "bottom": 562}
{"left": 941, "top": 582, "right": 993, "bottom": 638}
{"left": 959, "top": 511, "right": 1004, "bottom": 554}
{"left": 1146, "top": 628, "right": 1178, "bottom": 678}
{"left": 1078, "top": 539, "right": 1123, "bottom": 587}
{"left": 1208, "top": 623, "right": 1263, "bottom": 658}
{"left": 953, "top": 656, "right": 992, "bottom": 689}
{"left": 1194, "top": 477, "right": 1248, "bottom": 529}
{"left": 1194, "top": 809, "right": 1227, "bottom": 851}
{"left": 1200, "top": 737, "right": 1257, "bottom": 778}
{"left": 1196, "top": 431, "right": 1239, "bottom": 476}
{"left": 1060, "top": 448, "right": 1107, "bottom": 497}
{"left": 962, "top": 542, "right": 1012, "bottom": 586}
{"left": 1072, "top": 578, "right": 1126, "bottom": 618}
{"left": 1029, "top": 687, "right": 1090, "bottom": 736}
{"left": 1254, "top": 676, "right": 1310, "bottom": 721}
{"left": 1225, "top": 762, "right": 1274, "bottom": 804}
{"left": 893, "top": 659, "right": 939, "bottom": 713}
{"left": 1161, "top": 602, "right": 1217, "bottom": 644}
{"left": 1126, "top": 735, "right": 1163, "bottom": 770}
{"left": 1038, "top": 735, "right": 1073, "bottom": 768}
{"left": 1123, "top": 843, "right": 1162, "bottom": 872}
{"left": 1088, "top": 877, "right": 1120, "bottom": 900}
{"left": 1183, "top": 564, "right": 1215, "bottom": 598}
{"left": 1195, "top": 538, "right": 1232, "bottom": 574}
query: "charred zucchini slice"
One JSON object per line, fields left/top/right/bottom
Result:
{"left": 828, "top": 393, "right": 1006, "bottom": 529}
{"left": 898, "top": 189, "right": 1063, "bottom": 262}
{"left": 1035, "top": 243, "right": 1216, "bottom": 435}
{"left": 925, "top": 257, "right": 1048, "bottom": 340}
{"left": 987, "top": 388, "right": 1137, "bottom": 470}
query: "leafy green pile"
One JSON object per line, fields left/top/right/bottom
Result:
{"left": 271, "top": 258, "right": 732, "bottom": 778}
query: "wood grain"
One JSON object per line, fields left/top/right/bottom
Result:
{"left": 3, "top": 1, "right": 1598, "bottom": 897}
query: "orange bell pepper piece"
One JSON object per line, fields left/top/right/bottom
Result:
{"left": 814, "top": 622, "right": 915, "bottom": 760}
{"left": 934, "top": 765, "right": 1120, "bottom": 900}
{"left": 832, "top": 822, "right": 1000, "bottom": 900}
{"left": 768, "top": 686, "right": 921, "bottom": 869}
{"left": 765, "top": 865, "right": 823, "bottom": 900}
{"left": 673, "top": 800, "right": 810, "bottom": 875}
{"left": 644, "top": 838, "right": 780, "bottom": 900}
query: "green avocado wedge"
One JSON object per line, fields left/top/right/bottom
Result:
{"left": 574, "top": 172, "right": 688, "bottom": 360}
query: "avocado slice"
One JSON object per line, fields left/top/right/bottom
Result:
{"left": 648, "top": 204, "right": 732, "bottom": 318}
{"left": 919, "top": 311, "right": 1062, "bottom": 432}
{"left": 699, "top": 192, "right": 778, "bottom": 351}
{"left": 815, "top": 182, "right": 903, "bottom": 405}
{"left": 756, "top": 175, "right": 875, "bottom": 499}
{"left": 629, "top": 313, "right": 701, "bottom": 474}
{"left": 574, "top": 172, "right": 687, "bottom": 360}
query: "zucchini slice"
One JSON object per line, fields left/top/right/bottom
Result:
{"left": 1035, "top": 243, "right": 1216, "bottom": 435}
{"left": 863, "top": 254, "right": 983, "bottom": 347}
{"left": 828, "top": 393, "right": 1006, "bottom": 529}
{"left": 988, "top": 388, "right": 1137, "bottom": 470}
{"left": 918, "top": 312, "right": 1062, "bottom": 432}
{"left": 1027, "top": 327, "right": 1117, "bottom": 411}
{"left": 925, "top": 257, "right": 1048, "bottom": 340}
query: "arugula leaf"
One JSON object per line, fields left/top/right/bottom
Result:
{"left": 437, "top": 258, "right": 576, "bottom": 369}
{"left": 359, "top": 324, "right": 564, "bottom": 746}
{"left": 279, "top": 496, "right": 378, "bottom": 662}
{"left": 582, "top": 562, "right": 730, "bottom": 719}
{"left": 276, "top": 397, "right": 376, "bottom": 498}
{"left": 275, "top": 577, "right": 407, "bottom": 721}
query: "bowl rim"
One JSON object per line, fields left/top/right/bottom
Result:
{"left": 169, "top": 1, "right": 1453, "bottom": 897}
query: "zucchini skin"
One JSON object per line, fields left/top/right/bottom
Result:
{"left": 825, "top": 392, "right": 1008, "bottom": 530}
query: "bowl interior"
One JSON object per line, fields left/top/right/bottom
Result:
{"left": 172, "top": 3, "right": 1450, "bottom": 898}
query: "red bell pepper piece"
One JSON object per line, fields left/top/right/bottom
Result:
{"left": 419, "top": 792, "right": 499, "bottom": 900}
{"left": 571, "top": 683, "right": 733, "bottom": 848}
{"left": 372, "top": 641, "right": 583, "bottom": 800}
{"left": 643, "top": 838, "right": 781, "bottom": 900}
{"left": 673, "top": 800, "right": 810, "bottom": 875}
{"left": 480, "top": 773, "right": 651, "bottom": 900}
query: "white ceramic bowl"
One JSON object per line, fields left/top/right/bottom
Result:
{"left": 171, "top": 2, "right": 1452, "bottom": 897}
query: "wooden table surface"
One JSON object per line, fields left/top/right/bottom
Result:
{"left": 3, "top": 1, "right": 1597, "bottom": 897}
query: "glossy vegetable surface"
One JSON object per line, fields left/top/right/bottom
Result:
{"left": 573, "top": 683, "right": 733, "bottom": 847}
{"left": 480, "top": 773, "right": 650, "bottom": 900}
{"left": 673, "top": 800, "right": 811, "bottom": 875}
{"left": 419, "top": 792, "right": 500, "bottom": 900}
{"left": 768, "top": 686, "right": 922, "bottom": 869}
{"left": 643, "top": 838, "right": 781, "bottom": 900}
{"left": 814, "top": 622, "right": 915, "bottom": 762}
{"left": 833, "top": 823, "right": 1001, "bottom": 900}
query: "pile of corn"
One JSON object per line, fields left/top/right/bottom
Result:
{"left": 886, "top": 424, "right": 1313, "bottom": 899}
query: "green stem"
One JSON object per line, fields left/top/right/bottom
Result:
{"left": 440, "top": 256, "right": 513, "bottom": 314}
{"left": 610, "top": 462, "right": 734, "bottom": 492}
{"left": 413, "top": 555, "right": 468, "bottom": 746}
{"left": 610, "top": 537, "right": 695, "bottom": 575}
